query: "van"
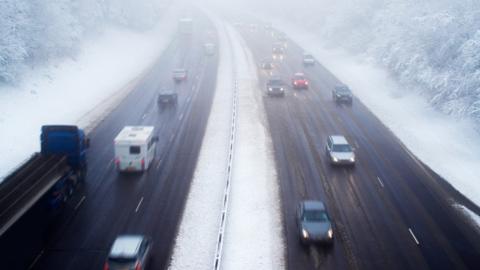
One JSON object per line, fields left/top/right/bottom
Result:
{"left": 114, "top": 126, "right": 158, "bottom": 172}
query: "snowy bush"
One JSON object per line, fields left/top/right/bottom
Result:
{"left": 0, "top": 0, "right": 168, "bottom": 84}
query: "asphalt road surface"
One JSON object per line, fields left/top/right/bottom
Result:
{"left": 237, "top": 23, "right": 480, "bottom": 270}
{"left": 0, "top": 11, "right": 219, "bottom": 270}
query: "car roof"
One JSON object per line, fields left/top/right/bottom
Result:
{"left": 330, "top": 135, "right": 350, "bottom": 145}
{"left": 335, "top": 85, "right": 350, "bottom": 91}
{"left": 109, "top": 235, "right": 144, "bottom": 258}
{"left": 302, "top": 200, "right": 326, "bottom": 211}
{"left": 173, "top": 68, "right": 186, "bottom": 72}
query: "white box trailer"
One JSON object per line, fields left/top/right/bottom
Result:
{"left": 178, "top": 18, "right": 193, "bottom": 34}
{"left": 114, "top": 126, "right": 158, "bottom": 172}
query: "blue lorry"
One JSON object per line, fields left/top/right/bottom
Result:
{"left": 0, "top": 125, "right": 89, "bottom": 236}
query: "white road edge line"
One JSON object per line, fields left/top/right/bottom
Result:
{"left": 135, "top": 197, "right": 144, "bottom": 213}
{"left": 377, "top": 176, "right": 384, "bottom": 188}
{"left": 107, "top": 158, "right": 114, "bottom": 168}
{"left": 74, "top": 196, "right": 86, "bottom": 211}
{"left": 28, "top": 249, "right": 44, "bottom": 270}
{"left": 408, "top": 228, "right": 420, "bottom": 245}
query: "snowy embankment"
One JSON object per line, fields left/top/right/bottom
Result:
{"left": 0, "top": 9, "right": 178, "bottom": 181}
{"left": 271, "top": 20, "right": 480, "bottom": 222}
{"left": 169, "top": 13, "right": 284, "bottom": 270}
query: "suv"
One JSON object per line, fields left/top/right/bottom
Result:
{"left": 325, "top": 135, "right": 355, "bottom": 165}
{"left": 272, "top": 43, "right": 285, "bottom": 55}
{"left": 261, "top": 59, "right": 274, "bottom": 70}
{"left": 332, "top": 85, "right": 353, "bottom": 104}
{"left": 291, "top": 72, "right": 309, "bottom": 89}
{"left": 296, "top": 200, "right": 334, "bottom": 245}
{"left": 173, "top": 68, "right": 188, "bottom": 82}
{"left": 158, "top": 88, "right": 178, "bottom": 106}
{"left": 104, "top": 235, "right": 151, "bottom": 270}
{"left": 303, "top": 53, "right": 315, "bottom": 66}
{"left": 266, "top": 76, "right": 286, "bottom": 97}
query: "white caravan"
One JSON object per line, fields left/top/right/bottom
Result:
{"left": 114, "top": 126, "right": 158, "bottom": 172}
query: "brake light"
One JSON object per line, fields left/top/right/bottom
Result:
{"left": 305, "top": 81, "right": 309, "bottom": 85}
{"left": 135, "top": 262, "right": 142, "bottom": 270}
{"left": 103, "top": 262, "right": 109, "bottom": 270}
{"left": 114, "top": 158, "right": 120, "bottom": 166}
{"left": 141, "top": 158, "right": 145, "bottom": 170}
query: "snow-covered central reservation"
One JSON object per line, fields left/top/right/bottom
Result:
{"left": 1, "top": 0, "right": 480, "bottom": 268}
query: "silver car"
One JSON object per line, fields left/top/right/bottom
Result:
{"left": 326, "top": 135, "right": 355, "bottom": 165}
{"left": 104, "top": 235, "right": 151, "bottom": 270}
{"left": 296, "top": 200, "right": 334, "bottom": 245}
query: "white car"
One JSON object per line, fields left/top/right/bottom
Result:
{"left": 325, "top": 135, "right": 355, "bottom": 165}
{"left": 104, "top": 235, "right": 151, "bottom": 270}
{"left": 303, "top": 53, "right": 315, "bottom": 66}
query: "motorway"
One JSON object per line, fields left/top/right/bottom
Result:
{"left": 238, "top": 23, "right": 480, "bottom": 270}
{"left": 0, "top": 11, "right": 219, "bottom": 270}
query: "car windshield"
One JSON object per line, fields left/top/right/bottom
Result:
{"left": 294, "top": 75, "right": 304, "bottom": 80}
{"left": 304, "top": 54, "right": 313, "bottom": 59}
{"left": 269, "top": 79, "right": 283, "bottom": 85}
{"left": 332, "top": 144, "right": 352, "bottom": 152}
{"left": 304, "top": 209, "right": 328, "bottom": 222}
{"left": 336, "top": 87, "right": 351, "bottom": 94}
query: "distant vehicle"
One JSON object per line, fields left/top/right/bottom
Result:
{"left": 204, "top": 43, "right": 216, "bottom": 56}
{"left": 325, "top": 135, "right": 355, "bottom": 165}
{"left": 157, "top": 88, "right": 178, "bottom": 107}
{"left": 114, "top": 126, "right": 158, "bottom": 172}
{"left": 249, "top": 23, "right": 257, "bottom": 31}
{"left": 178, "top": 18, "right": 193, "bottom": 35}
{"left": 276, "top": 31, "right": 288, "bottom": 42}
{"left": 261, "top": 59, "right": 274, "bottom": 70}
{"left": 173, "top": 68, "right": 188, "bottom": 82}
{"left": 104, "top": 235, "right": 151, "bottom": 270}
{"left": 272, "top": 43, "right": 285, "bottom": 55}
{"left": 0, "top": 125, "right": 89, "bottom": 236}
{"left": 296, "top": 200, "right": 334, "bottom": 245}
{"left": 266, "top": 76, "right": 286, "bottom": 97}
{"left": 303, "top": 53, "right": 315, "bottom": 66}
{"left": 291, "top": 72, "right": 309, "bottom": 89}
{"left": 264, "top": 23, "right": 272, "bottom": 31}
{"left": 332, "top": 85, "right": 353, "bottom": 104}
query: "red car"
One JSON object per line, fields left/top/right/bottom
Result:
{"left": 292, "top": 72, "right": 309, "bottom": 89}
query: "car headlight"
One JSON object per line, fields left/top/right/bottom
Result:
{"left": 332, "top": 156, "right": 338, "bottom": 162}
{"left": 328, "top": 228, "right": 333, "bottom": 239}
{"left": 268, "top": 87, "right": 273, "bottom": 91}
{"left": 302, "top": 229, "right": 309, "bottom": 239}
{"left": 280, "top": 88, "right": 284, "bottom": 91}
{"left": 350, "top": 156, "right": 355, "bottom": 162}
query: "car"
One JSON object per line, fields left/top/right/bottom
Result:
{"left": 296, "top": 200, "right": 334, "bottom": 245}
{"left": 104, "top": 235, "right": 151, "bottom": 270}
{"left": 291, "top": 72, "right": 309, "bottom": 89}
{"left": 303, "top": 53, "right": 315, "bottom": 66}
{"left": 157, "top": 88, "right": 178, "bottom": 106}
{"left": 173, "top": 68, "right": 187, "bottom": 82}
{"left": 325, "top": 135, "right": 355, "bottom": 165}
{"left": 261, "top": 59, "right": 274, "bottom": 70}
{"left": 204, "top": 43, "right": 216, "bottom": 56}
{"left": 266, "top": 76, "right": 286, "bottom": 97}
{"left": 332, "top": 85, "right": 353, "bottom": 104}
{"left": 276, "top": 31, "right": 288, "bottom": 42}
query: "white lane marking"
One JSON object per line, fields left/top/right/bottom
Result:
{"left": 28, "top": 249, "right": 44, "bottom": 269}
{"left": 135, "top": 197, "right": 144, "bottom": 213}
{"left": 191, "top": 84, "right": 196, "bottom": 91}
{"left": 107, "top": 158, "right": 114, "bottom": 168}
{"left": 156, "top": 158, "right": 163, "bottom": 170}
{"left": 169, "top": 134, "right": 175, "bottom": 142}
{"left": 408, "top": 228, "right": 420, "bottom": 245}
{"left": 74, "top": 196, "right": 86, "bottom": 211}
{"left": 377, "top": 176, "right": 384, "bottom": 188}
{"left": 179, "top": 113, "right": 184, "bottom": 120}
{"left": 293, "top": 92, "right": 297, "bottom": 98}
{"left": 310, "top": 246, "right": 321, "bottom": 268}
{"left": 142, "top": 113, "right": 147, "bottom": 119}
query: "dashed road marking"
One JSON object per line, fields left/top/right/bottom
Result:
{"left": 377, "top": 176, "right": 384, "bottom": 188}
{"left": 310, "top": 246, "right": 321, "bottom": 268}
{"left": 28, "top": 249, "right": 44, "bottom": 269}
{"left": 135, "top": 197, "right": 144, "bottom": 213}
{"left": 74, "top": 196, "right": 86, "bottom": 211}
{"left": 156, "top": 158, "right": 163, "bottom": 170}
{"left": 142, "top": 113, "right": 147, "bottom": 119}
{"left": 107, "top": 158, "right": 114, "bottom": 168}
{"left": 179, "top": 113, "right": 184, "bottom": 120}
{"left": 408, "top": 228, "right": 420, "bottom": 245}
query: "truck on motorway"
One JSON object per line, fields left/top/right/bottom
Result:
{"left": 178, "top": 18, "right": 193, "bottom": 34}
{"left": 114, "top": 126, "right": 158, "bottom": 172}
{"left": 0, "top": 125, "right": 89, "bottom": 236}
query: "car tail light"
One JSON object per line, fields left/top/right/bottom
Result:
{"left": 305, "top": 81, "right": 309, "bottom": 85}
{"left": 114, "top": 158, "right": 120, "bottom": 166}
{"left": 103, "top": 262, "right": 109, "bottom": 270}
{"left": 141, "top": 158, "right": 145, "bottom": 170}
{"left": 135, "top": 262, "right": 142, "bottom": 270}
{"left": 294, "top": 81, "right": 297, "bottom": 85}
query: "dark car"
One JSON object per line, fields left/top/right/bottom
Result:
{"left": 173, "top": 68, "right": 188, "bottom": 82}
{"left": 266, "top": 76, "right": 286, "bottom": 97}
{"left": 261, "top": 59, "right": 274, "bottom": 70}
{"left": 104, "top": 235, "right": 151, "bottom": 270}
{"left": 296, "top": 200, "right": 334, "bottom": 245}
{"left": 332, "top": 85, "right": 353, "bottom": 104}
{"left": 157, "top": 89, "right": 177, "bottom": 107}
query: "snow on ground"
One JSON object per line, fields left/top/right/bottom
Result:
{"left": 220, "top": 24, "right": 284, "bottom": 270}
{"left": 267, "top": 20, "right": 480, "bottom": 212}
{"left": 169, "top": 13, "right": 284, "bottom": 270}
{"left": 0, "top": 8, "right": 178, "bottom": 181}
{"left": 168, "top": 15, "right": 234, "bottom": 270}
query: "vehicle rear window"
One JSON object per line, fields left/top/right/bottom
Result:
{"left": 130, "top": 146, "right": 141, "bottom": 154}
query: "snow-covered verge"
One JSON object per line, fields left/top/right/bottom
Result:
{"left": 220, "top": 24, "right": 284, "bottom": 270}
{"left": 0, "top": 9, "right": 179, "bottom": 181}
{"left": 456, "top": 204, "right": 480, "bottom": 232}
{"left": 169, "top": 13, "right": 284, "bottom": 270}
{"left": 238, "top": 0, "right": 480, "bottom": 127}
{"left": 168, "top": 15, "right": 234, "bottom": 270}
{"left": 268, "top": 20, "right": 480, "bottom": 210}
